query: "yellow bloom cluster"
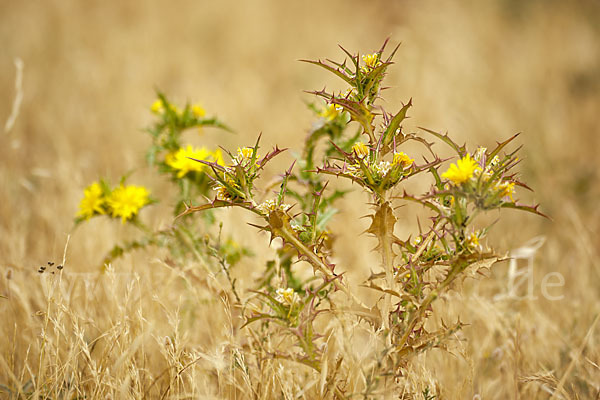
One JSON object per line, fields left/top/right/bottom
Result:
{"left": 215, "top": 185, "right": 232, "bottom": 201}
{"left": 442, "top": 154, "right": 480, "bottom": 185}
{"left": 373, "top": 161, "right": 392, "bottom": 177}
{"left": 255, "top": 199, "right": 292, "bottom": 215}
{"left": 362, "top": 53, "right": 380, "bottom": 69}
{"left": 320, "top": 103, "right": 343, "bottom": 121}
{"left": 466, "top": 231, "right": 480, "bottom": 249}
{"left": 191, "top": 104, "right": 205, "bottom": 118}
{"left": 165, "top": 145, "right": 223, "bottom": 178}
{"left": 150, "top": 99, "right": 180, "bottom": 115}
{"left": 392, "top": 152, "right": 414, "bottom": 168}
{"left": 214, "top": 176, "right": 240, "bottom": 201}
{"left": 234, "top": 147, "right": 261, "bottom": 166}
{"left": 352, "top": 142, "right": 370, "bottom": 159}
{"left": 150, "top": 99, "right": 205, "bottom": 119}
{"left": 275, "top": 288, "right": 300, "bottom": 306}
{"left": 77, "top": 182, "right": 150, "bottom": 223}
{"left": 107, "top": 185, "right": 150, "bottom": 223}
{"left": 237, "top": 147, "right": 255, "bottom": 159}
{"left": 497, "top": 181, "right": 515, "bottom": 201}
{"left": 77, "top": 182, "right": 105, "bottom": 220}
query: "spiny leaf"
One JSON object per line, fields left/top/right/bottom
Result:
{"left": 359, "top": 282, "right": 403, "bottom": 299}
{"left": 500, "top": 202, "right": 550, "bottom": 219}
{"left": 488, "top": 133, "right": 521, "bottom": 161}
{"left": 419, "top": 127, "right": 466, "bottom": 156}
{"left": 188, "top": 157, "right": 228, "bottom": 173}
{"left": 366, "top": 202, "right": 397, "bottom": 253}
{"left": 176, "top": 199, "right": 250, "bottom": 219}
{"left": 382, "top": 99, "right": 412, "bottom": 148}
{"left": 396, "top": 191, "right": 443, "bottom": 214}
{"left": 258, "top": 145, "right": 288, "bottom": 170}
{"left": 330, "top": 97, "right": 375, "bottom": 141}
{"left": 299, "top": 59, "right": 354, "bottom": 85}
{"left": 338, "top": 45, "right": 359, "bottom": 71}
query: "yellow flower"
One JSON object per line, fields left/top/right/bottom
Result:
{"left": 392, "top": 152, "right": 414, "bottom": 168}
{"left": 352, "top": 142, "right": 369, "bottom": 159}
{"left": 275, "top": 288, "right": 300, "bottom": 306}
{"left": 213, "top": 149, "right": 224, "bottom": 165}
{"left": 466, "top": 231, "right": 480, "bottom": 249}
{"left": 498, "top": 181, "right": 515, "bottom": 201}
{"left": 319, "top": 103, "right": 342, "bottom": 121}
{"left": 77, "top": 182, "right": 105, "bottom": 220}
{"left": 235, "top": 147, "right": 260, "bottom": 165}
{"left": 442, "top": 154, "right": 480, "bottom": 185}
{"left": 150, "top": 99, "right": 181, "bottom": 115}
{"left": 150, "top": 100, "right": 163, "bottom": 114}
{"left": 255, "top": 199, "right": 292, "bottom": 215}
{"left": 106, "top": 185, "right": 150, "bottom": 223}
{"left": 215, "top": 184, "right": 232, "bottom": 201}
{"left": 362, "top": 53, "right": 380, "bottom": 69}
{"left": 214, "top": 176, "right": 239, "bottom": 201}
{"left": 237, "top": 147, "right": 255, "bottom": 159}
{"left": 165, "top": 145, "right": 221, "bottom": 178}
{"left": 191, "top": 104, "right": 205, "bottom": 118}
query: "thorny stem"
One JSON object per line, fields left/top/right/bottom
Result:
{"left": 395, "top": 219, "right": 446, "bottom": 351}
{"left": 220, "top": 258, "right": 241, "bottom": 304}
{"left": 378, "top": 200, "right": 396, "bottom": 344}
{"left": 411, "top": 219, "right": 445, "bottom": 262}
{"left": 268, "top": 210, "right": 369, "bottom": 311}
{"left": 396, "top": 255, "right": 476, "bottom": 353}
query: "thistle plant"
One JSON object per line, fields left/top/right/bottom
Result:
{"left": 75, "top": 40, "right": 544, "bottom": 397}
{"left": 75, "top": 94, "right": 248, "bottom": 272}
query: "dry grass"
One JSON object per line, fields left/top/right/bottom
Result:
{"left": 1, "top": 0, "right": 599, "bottom": 398}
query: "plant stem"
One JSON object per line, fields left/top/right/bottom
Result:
{"left": 268, "top": 210, "right": 369, "bottom": 311}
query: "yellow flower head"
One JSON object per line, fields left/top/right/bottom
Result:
{"left": 319, "top": 103, "right": 342, "bottom": 121}
{"left": 215, "top": 184, "right": 232, "bottom": 201}
{"left": 77, "top": 182, "right": 106, "bottom": 220}
{"left": 255, "top": 199, "right": 292, "bottom": 215}
{"left": 374, "top": 161, "right": 392, "bottom": 177}
{"left": 150, "top": 100, "right": 163, "bottom": 114}
{"left": 235, "top": 147, "right": 260, "bottom": 165}
{"left": 498, "top": 181, "right": 515, "bottom": 201}
{"left": 214, "top": 176, "right": 239, "bottom": 201}
{"left": 237, "top": 147, "right": 255, "bottom": 159}
{"left": 150, "top": 99, "right": 181, "bottom": 115}
{"left": 362, "top": 53, "right": 380, "bottom": 69}
{"left": 466, "top": 231, "right": 480, "bottom": 248}
{"left": 275, "top": 288, "right": 300, "bottom": 306}
{"left": 392, "top": 152, "right": 414, "bottom": 168}
{"left": 106, "top": 185, "right": 150, "bottom": 223}
{"left": 191, "top": 104, "right": 206, "bottom": 118}
{"left": 442, "top": 154, "right": 480, "bottom": 185}
{"left": 352, "top": 142, "right": 370, "bottom": 159}
{"left": 165, "top": 145, "right": 222, "bottom": 178}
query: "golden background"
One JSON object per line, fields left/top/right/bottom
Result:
{"left": 1, "top": 1, "right": 599, "bottom": 398}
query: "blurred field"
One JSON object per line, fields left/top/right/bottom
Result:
{"left": 1, "top": 0, "right": 599, "bottom": 398}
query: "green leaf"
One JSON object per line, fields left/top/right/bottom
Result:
{"left": 488, "top": 133, "right": 520, "bottom": 162}
{"left": 366, "top": 202, "right": 397, "bottom": 253}
{"left": 500, "top": 202, "right": 549, "bottom": 219}
{"left": 316, "top": 208, "right": 337, "bottom": 232}
{"left": 419, "top": 127, "right": 466, "bottom": 156}
{"left": 299, "top": 59, "right": 354, "bottom": 85}
{"left": 382, "top": 100, "right": 412, "bottom": 147}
